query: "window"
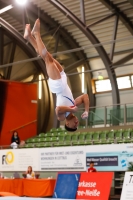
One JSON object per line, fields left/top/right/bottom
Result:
{"left": 117, "top": 76, "right": 131, "bottom": 89}
{"left": 94, "top": 75, "right": 132, "bottom": 93}
{"left": 131, "top": 75, "right": 133, "bottom": 86}
{"left": 95, "top": 79, "right": 112, "bottom": 92}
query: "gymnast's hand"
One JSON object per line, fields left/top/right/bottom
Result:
{"left": 81, "top": 111, "right": 88, "bottom": 119}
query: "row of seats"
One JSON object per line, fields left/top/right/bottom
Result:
{"left": 24, "top": 128, "right": 133, "bottom": 148}
{"left": 49, "top": 127, "right": 85, "bottom": 132}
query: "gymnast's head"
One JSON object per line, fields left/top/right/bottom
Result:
{"left": 65, "top": 114, "right": 79, "bottom": 132}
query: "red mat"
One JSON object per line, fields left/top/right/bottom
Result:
{"left": 0, "top": 192, "right": 18, "bottom": 196}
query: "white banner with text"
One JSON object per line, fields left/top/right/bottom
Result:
{"left": 0, "top": 149, "right": 39, "bottom": 171}
{"left": 120, "top": 172, "right": 133, "bottom": 200}
{"left": 0, "top": 144, "right": 133, "bottom": 172}
{"left": 39, "top": 146, "right": 86, "bottom": 171}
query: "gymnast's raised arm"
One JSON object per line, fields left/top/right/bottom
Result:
{"left": 74, "top": 94, "right": 89, "bottom": 119}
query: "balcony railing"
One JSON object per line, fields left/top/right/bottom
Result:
{"left": 76, "top": 103, "right": 133, "bottom": 128}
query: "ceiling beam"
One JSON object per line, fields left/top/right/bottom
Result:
{"left": 65, "top": 58, "right": 86, "bottom": 73}
{"left": 113, "top": 52, "right": 133, "bottom": 66}
{"left": 99, "top": 0, "right": 133, "bottom": 35}
{"left": 87, "top": 13, "right": 116, "bottom": 28}
{"left": 128, "top": 0, "right": 133, "bottom": 6}
{"left": 110, "top": 15, "right": 119, "bottom": 61}
{"left": 6, "top": 43, "right": 16, "bottom": 79}
{"left": 80, "top": 0, "right": 85, "bottom": 24}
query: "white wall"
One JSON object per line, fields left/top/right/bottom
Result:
{"left": 95, "top": 90, "right": 133, "bottom": 107}
{"left": 95, "top": 92, "right": 112, "bottom": 107}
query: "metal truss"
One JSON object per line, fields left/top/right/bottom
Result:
{"left": 99, "top": 0, "right": 133, "bottom": 72}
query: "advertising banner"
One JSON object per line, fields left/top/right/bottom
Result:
{"left": 39, "top": 146, "right": 86, "bottom": 171}
{"left": 120, "top": 172, "right": 133, "bottom": 200}
{"left": 0, "top": 143, "right": 132, "bottom": 172}
{"left": 86, "top": 144, "right": 133, "bottom": 171}
{"left": 0, "top": 149, "right": 39, "bottom": 171}
{"left": 76, "top": 172, "right": 113, "bottom": 199}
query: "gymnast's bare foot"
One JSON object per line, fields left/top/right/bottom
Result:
{"left": 24, "top": 24, "right": 32, "bottom": 40}
{"left": 31, "top": 18, "right": 40, "bottom": 37}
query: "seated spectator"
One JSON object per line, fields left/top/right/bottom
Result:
{"left": 10, "top": 131, "right": 20, "bottom": 149}
{"left": 26, "top": 166, "right": 35, "bottom": 179}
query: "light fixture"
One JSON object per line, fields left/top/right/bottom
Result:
{"left": 98, "top": 72, "right": 103, "bottom": 80}
{"left": 82, "top": 66, "right": 84, "bottom": 93}
{"left": 0, "top": 5, "right": 13, "bottom": 14}
{"left": 38, "top": 75, "right": 42, "bottom": 100}
{"left": 16, "top": 0, "right": 27, "bottom": 5}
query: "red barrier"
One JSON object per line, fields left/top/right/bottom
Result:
{"left": 76, "top": 172, "right": 113, "bottom": 199}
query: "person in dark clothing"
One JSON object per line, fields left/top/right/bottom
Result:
{"left": 11, "top": 131, "right": 20, "bottom": 145}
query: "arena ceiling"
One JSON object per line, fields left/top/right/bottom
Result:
{"left": 0, "top": 0, "right": 133, "bottom": 108}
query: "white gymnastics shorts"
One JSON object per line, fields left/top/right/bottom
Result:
{"left": 48, "top": 71, "right": 67, "bottom": 94}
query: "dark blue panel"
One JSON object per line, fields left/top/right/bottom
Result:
{"left": 86, "top": 156, "right": 118, "bottom": 166}
{"left": 53, "top": 173, "right": 80, "bottom": 199}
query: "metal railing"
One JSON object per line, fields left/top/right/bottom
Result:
{"left": 10, "top": 120, "right": 37, "bottom": 132}
{"left": 75, "top": 102, "right": 133, "bottom": 128}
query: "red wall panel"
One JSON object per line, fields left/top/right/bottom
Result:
{"left": 0, "top": 80, "right": 37, "bottom": 145}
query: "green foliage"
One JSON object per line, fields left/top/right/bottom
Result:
{"left": 127, "top": 162, "right": 133, "bottom": 171}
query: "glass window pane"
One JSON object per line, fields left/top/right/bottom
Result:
{"left": 117, "top": 76, "right": 131, "bottom": 89}
{"left": 131, "top": 75, "right": 133, "bottom": 86}
{"left": 95, "top": 80, "right": 112, "bottom": 92}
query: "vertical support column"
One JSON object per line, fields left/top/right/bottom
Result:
{"left": 6, "top": 43, "right": 16, "bottom": 79}
{"left": 53, "top": 32, "right": 60, "bottom": 128}
{"left": 80, "top": 0, "right": 85, "bottom": 23}
{"left": 104, "top": 106, "right": 107, "bottom": 127}
{"left": 0, "top": 27, "right": 3, "bottom": 66}
{"left": 124, "top": 104, "right": 127, "bottom": 125}
{"left": 110, "top": 15, "right": 119, "bottom": 61}
{"left": 85, "top": 118, "right": 88, "bottom": 128}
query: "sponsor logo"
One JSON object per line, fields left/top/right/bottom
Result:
{"left": 2, "top": 151, "right": 14, "bottom": 165}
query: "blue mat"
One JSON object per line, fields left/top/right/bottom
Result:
{"left": 53, "top": 173, "right": 80, "bottom": 199}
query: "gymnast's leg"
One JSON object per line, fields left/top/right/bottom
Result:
{"left": 24, "top": 24, "right": 39, "bottom": 54}
{"left": 31, "top": 19, "right": 63, "bottom": 80}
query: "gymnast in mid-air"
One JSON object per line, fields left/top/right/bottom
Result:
{"left": 24, "top": 19, "right": 89, "bottom": 132}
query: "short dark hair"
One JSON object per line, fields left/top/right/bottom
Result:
{"left": 65, "top": 124, "right": 77, "bottom": 132}
{"left": 90, "top": 161, "right": 94, "bottom": 164}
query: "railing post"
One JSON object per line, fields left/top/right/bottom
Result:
{"left": 124, "top": 104, "right": 127, "bottom": 125}
{"left": 104, "top": 106, "right": 107, "bottom": 127}
{"left": 85, "top": 118, "right": 88, "bottom": 128}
